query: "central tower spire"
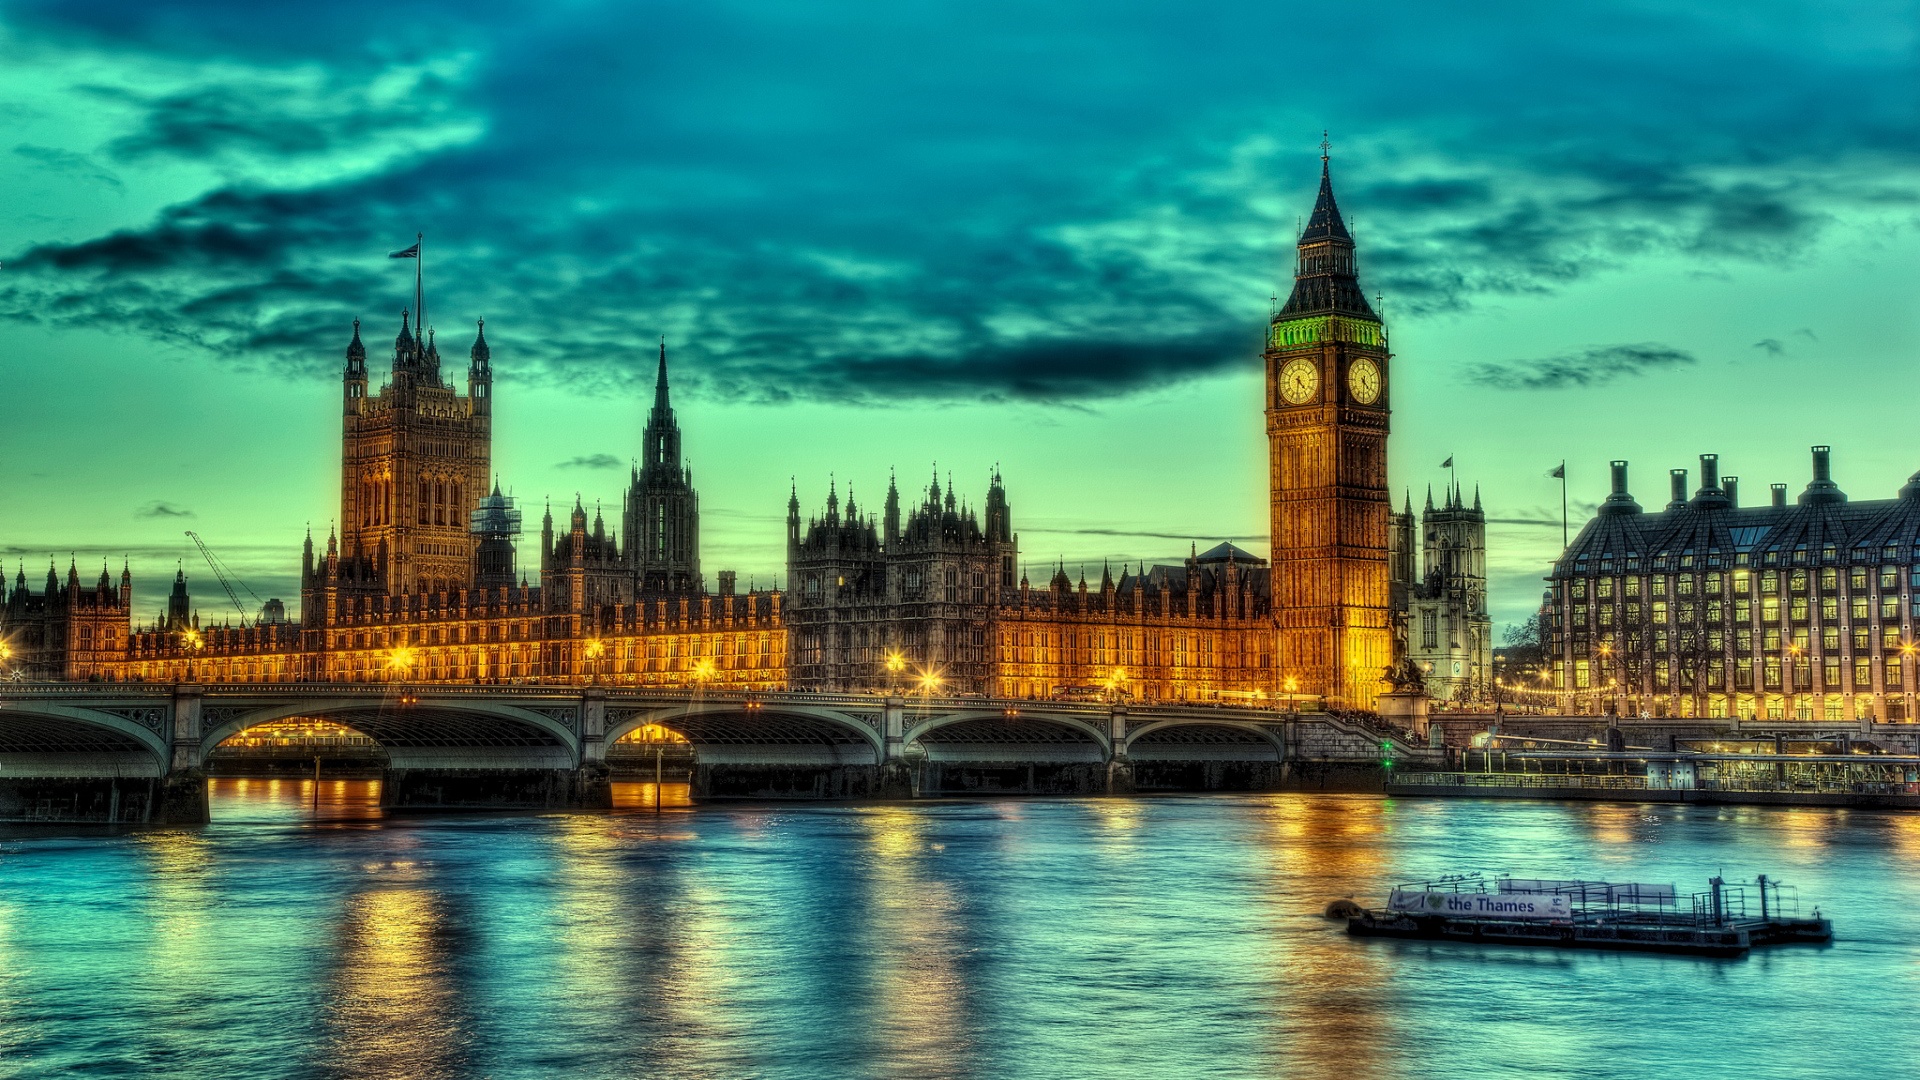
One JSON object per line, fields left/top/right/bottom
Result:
{"left": 624, "top": 336, "right": 701, "bottom": 594}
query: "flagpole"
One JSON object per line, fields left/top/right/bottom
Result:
{"left": 1560, "top": 459, "right": 1568, "bottom": 549}
{"left": 415, "top": 232, "right": 424, "bottom": 336}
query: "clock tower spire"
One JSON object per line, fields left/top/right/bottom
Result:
{"left": 1265, "top": 144, "right": 1393, "bottom": 709}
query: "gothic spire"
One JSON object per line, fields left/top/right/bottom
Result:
{"left": 1276, "top": 141, "right": 1378, "bottom": 321}
{"left": 639, "top": 337, "right": 683, "bottom": 478}
{"left": 654, "top": 336, "right": 671, "bottom": 414}
{"left": 470, "top": 317, "right": 490, "bottom": 364}
{"left": 1300, "top": 140, "right": 1352, "bottom": 243}
{"left": 346, "top": 319, "right": 365, "bottom": 363}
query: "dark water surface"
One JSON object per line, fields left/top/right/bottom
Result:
{"left": 0, "top": 781, "right": 1913, "bottom": 1079}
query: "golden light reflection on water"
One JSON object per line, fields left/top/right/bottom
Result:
{"left": 546, "top": 816, "right": 632, "bottom": 1043}
{"left": 610, "top": 781, "right": 694, "bottom": 810}
{"left": 132, "top": 829, "right": 217, "bottom": 1068}
{"left": 1255, "top": 794, "right": 1401, "bottom": 1080}
{"left": 323, "top": 883, "right": 468, "bottom": 1078}
{"left": 209, "top": 777, "right": 384, "bottom": 822}
{"left": 857, "top": 805, "right": 974, "bottom": 1078}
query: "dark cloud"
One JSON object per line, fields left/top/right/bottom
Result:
{"left": 136, "top": 501, "right": 194, "bottom": 518}
{"left": 555, "top": 454, "right": 622, "bottom": 470}
{"left": 1, "top": 1, "right": 1917, "bottom": 403}
{"left": 1466, "top": 344, "right": 1697, "bottom": 391}
{"left": 1753, "top": 338, "right": 1785, "bottom": 356}
{"left": 13, "top": 144, "right": 121, "bottom": 188}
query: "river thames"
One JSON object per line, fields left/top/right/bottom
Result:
{"left": 0, "top": 784, "right": 1911, "bottom": 1079}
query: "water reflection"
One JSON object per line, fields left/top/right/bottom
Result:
{"left": 2, "top": 792, "right": 1916, "bottom": 1079}
{"left": 610, "top": 781, "right": 694, "bottom": 810}
{"left": 210, "top": 777, "right": 383, "bottom": 822}
{"left": 1255, "top": 795, "right": 1400, "bottom": 1080}
{"left": 0, "top": 901, "right": 27, "bottom": 1064}
{"left": 856, "top": 805, "right": 975, "bottom": 1079}
{"left": 322, "top": 876, "right": 472, "bottom": 1079}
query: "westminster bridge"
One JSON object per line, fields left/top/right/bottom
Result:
{"left": 0, "top": 683, "right": 1442, "bottom": 822}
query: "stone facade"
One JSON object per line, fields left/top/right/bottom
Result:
{"left": 1390, "top": 484, "right": 1492, "bottom": 702}
{"left": 786, "top": 471, "right": 1276, "bottom": 701}
{"left": 1546, "top": 448, "right": 1920, "bottom": 722}
{"left": 1264, "top": 151, "right": 1393, "bottom": 709}
{"left": 2, "top": 561, "right": 132, "bottom": 681}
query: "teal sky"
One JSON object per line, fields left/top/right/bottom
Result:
{"left": 2, "top": 1, "right": 1917, "bottom": 633}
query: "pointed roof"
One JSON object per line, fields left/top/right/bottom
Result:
{"left": 470, "top": 317, "right": 490, "bottom": 363}
{"left": 1194, "top": 541, "right": 1268, "bottom": 566}
{"left": 346, "top": 318, "right": 366, "bottom": 362}
{"left": 1300, "top": 155, "right": 1352, "bottom": 242}
{"left": 653, "top": 337, "right": 671, "bottom": 413}
{"left": 1275, "top": 150, "right": 1379, "bottom": 321}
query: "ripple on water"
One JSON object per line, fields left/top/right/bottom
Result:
{"left": 0, "top": 789, "right": 1905, "bottom": 1080}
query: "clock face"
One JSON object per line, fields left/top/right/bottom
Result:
{"left": 1279, "top": 358, "right": 1318, "bottom": 404}
{"left": 1348, "top": 357, "right": 1382, "bottom": 404}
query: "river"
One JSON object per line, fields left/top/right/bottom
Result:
{"left": 0, "top": 782, "right": 1911, "bottom": 1079}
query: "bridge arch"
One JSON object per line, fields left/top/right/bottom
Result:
{"left": 198, "top": 700, "right": 582, "bottom": 770}
{"left": 605, "top": 703, "right": 881, "bottom": 765}
{"left": 0, "top": 702, "right": 170, "bottom": 775}
{"left": 1123, "top": 718, "right": 1287, "bottom": 761}
{"left": 904, "top": 709, "right": 1112, "bottom": 761}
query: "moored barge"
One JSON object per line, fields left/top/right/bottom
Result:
{"left": 1347, "top": 873, "right": 1830, "bottom": 958}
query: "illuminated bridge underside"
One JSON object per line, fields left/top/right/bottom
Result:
{"left": 278, "top": 708, "right": 573, "bottom": 770}
{"left": 0, "top": 712, "right": 163, "bottom": 778}
{"left": 915, "top": 716, "right": 1107, "bottom": 764}
{"left": 635, "top": 709, "right": 879, "bottom": 766}
{"left": 1128, "top": 723, "right": 1284, "bottom": 762}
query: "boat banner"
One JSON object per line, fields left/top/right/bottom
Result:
{"left": 1387, "top": 890, "right": 1574, "bottom": 920}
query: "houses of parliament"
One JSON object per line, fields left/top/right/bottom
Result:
{"left": 2, "top": 156, "right": 1490, "bottom": 710}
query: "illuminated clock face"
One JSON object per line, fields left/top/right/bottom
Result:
{"left": 1348, "top": 357, "right": 1382, "bottom": 404}
{"left": 1279, "top": 358, "right": 1318, "bottom": 404}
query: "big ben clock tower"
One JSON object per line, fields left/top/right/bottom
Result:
{"left": 1265, "top": 147, "right": 1393, "bottom": 709}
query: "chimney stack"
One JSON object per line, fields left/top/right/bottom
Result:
{"left": 1723, "top": 476, "right": 1739, "bottom": 507}
{"left": 1668, "top": 469, "right": 1689, "bottom": 509}
{"left": 1771, "top": 483, "right": 1788, "bottom": 509}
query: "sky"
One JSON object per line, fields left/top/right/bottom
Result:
{"left": 1, "top": 0, "right": 1917, "bottom": 634}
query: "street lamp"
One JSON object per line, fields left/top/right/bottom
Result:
{"left": 885, "top": 651, "right": 906, "bottom": 693}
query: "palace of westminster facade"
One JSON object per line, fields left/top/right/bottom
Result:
{"left": 3, "top": 156, "right": 1497, "bottom": 709}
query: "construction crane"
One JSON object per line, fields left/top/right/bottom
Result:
{"left": 185, "top": 530, "right": 264, "bottom": 628}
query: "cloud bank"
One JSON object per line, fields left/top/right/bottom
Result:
{"left": 1, "top": 0, "right": 1915, "bottom": 405}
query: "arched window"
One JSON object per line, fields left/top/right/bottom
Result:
{"left": 418, "top": 481, "right": 430, "bottom": 524}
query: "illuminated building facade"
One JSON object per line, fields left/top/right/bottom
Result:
{"left": 338, "top": 312, "right": 493, "bottom": 597}
{"left": 1264, "top": 150, "right": 1394, "bottom": 710}
{"left": 1390, "top": 484, "right": 1492, "bottom": 702}
{"left": 786, "top": 473, "right": 1275, "bottom": 700}
{"left": 2, "top": 561, "right": 132, "bottom": 680}
{"left": 992, "top": 545, "right": 1274, "bottom": 703}
{"left": 55, "top": 305, "right": 784, "bottom": 690}
{"left": 1546, "top": 448, "right": 1920, "bottom": 722}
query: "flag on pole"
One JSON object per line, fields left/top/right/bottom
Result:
{"left": 1549, "top": 463, "right": 1565, "bottom": 479}
{"left": 1440, "top": 456, "right": 1453, "bottom": 469}
{"left": 389, "top": 243, "right": 420, "bottom": 259}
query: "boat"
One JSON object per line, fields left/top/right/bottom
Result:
{"left": 1345, "top": 873, "right": 1831, "bottom": 957}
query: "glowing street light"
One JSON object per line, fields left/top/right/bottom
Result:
{"left": 884, "top": 650, "right": 907, "bottom": 693}
{"left": 387, "top": 646, "right": 416, "bottom": 676}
